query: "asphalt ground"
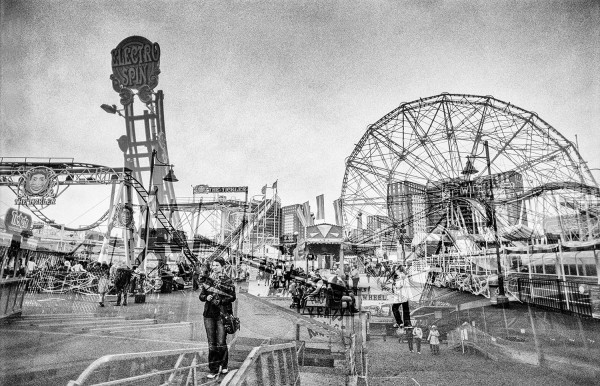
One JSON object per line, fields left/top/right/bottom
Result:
{"left": 3, "top": 273, "right": 600, "bottom": 385}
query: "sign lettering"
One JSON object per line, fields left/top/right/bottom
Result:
{"left": 111, "top": 36, "right": 160, "bottom": 90}
{"left": 193, "top": 185, "right": 248, "bottom": 194}
{"left": 15, "top": 166, "right": 58, "bottom": 205}
{"left": 5, "top": 208, "right": 32, "bottom": 234}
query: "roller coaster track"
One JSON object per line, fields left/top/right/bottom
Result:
{"left": 0, "top": 160, "right": 198, "bottom": 264}
{"left": 207, "top": 198, "right": 276, "bottom": 261}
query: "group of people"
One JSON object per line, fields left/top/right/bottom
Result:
{"left": 89, "top": 261, "right": 137, "bottom": 307}
{"left": 289, "top": 268, "right": 360, "bottom": 313}
{"left": 400, "top": 324, "right": 441, "bottom": 355}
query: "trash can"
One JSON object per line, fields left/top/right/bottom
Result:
{"left": 160, "top": 272, "right": 174, "bottom": 293}
{"left": 134, "top": 273, "right": 146, "bottom": 303}
{"left": 489, "top": 277, "right": 499, "bottom": 305}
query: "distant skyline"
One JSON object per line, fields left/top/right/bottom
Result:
{"left": 1, "top": 1, "right": 599, "bottom": 229}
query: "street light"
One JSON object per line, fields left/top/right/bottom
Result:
{"left": 143, "top": 149, "right": 179, "bottom": 266}
{"left": 463, "top": 140, "right": 509, "bottom": 307}
{"left": 100, "top": 104, "right": 125, "bottom": 118}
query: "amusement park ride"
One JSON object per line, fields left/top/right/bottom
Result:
{"left": 341, "top": 93, "right": 600, "bottom": 315}
{"left": 1, "top": 37, "right": 600, "bottom": 319}
{"left": 0, "top": 36, "right": 279, "bottom": 292}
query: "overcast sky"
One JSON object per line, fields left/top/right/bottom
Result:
{"left": 1, "top": 0, "right": 599, "bottom": 228}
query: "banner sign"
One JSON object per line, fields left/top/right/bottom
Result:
{"left": 193, "top": 185, "right": 248, "bottom": 194}
{"left": 281, "top": 234, "right": 297, "bottom": 243}
{"left": 4, "top": 208, "right": 32, "bottom": 234}
{"left": 111, "top": 36, "right": 161, "bottom": 91}
{"left": 15, "top": 166, "right": 58, "bottom": 205}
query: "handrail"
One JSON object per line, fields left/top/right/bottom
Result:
{"left": 221, "top": 342, "right": 300, "bottom": 386}
{"left": 67, "top": 346, "right": 209, "bottom": 386}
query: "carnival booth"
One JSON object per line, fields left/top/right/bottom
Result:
{"left": 303, "top": 224, "right": 344, "bottom": 272}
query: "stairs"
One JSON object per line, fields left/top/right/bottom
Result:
{"left": 0, "top": 313, "right": 202, "bottom": 386}
{"left": 129, "top": 176, "right": 198, "bottom": 264}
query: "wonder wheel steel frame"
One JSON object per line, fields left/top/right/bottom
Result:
{"left": 341, "top": 93, "right": 599, "bottom": 251}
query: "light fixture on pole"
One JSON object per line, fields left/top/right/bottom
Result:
{"left": 463, "top": 140, "right": 509, "bottom": 307}
{"left": 100, "top": 104, "right": 125, "bottom": 118}
{"left": 143, "top": 149, "right": 179, "bottom": 265}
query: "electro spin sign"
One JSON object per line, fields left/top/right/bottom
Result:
{"left": 111, "top": 36, "right": 161, "bottom": 91}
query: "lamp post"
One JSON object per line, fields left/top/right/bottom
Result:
{"left": 464, "top": 140, "right": 509, "bottom": 307}
{"left": 100, "top": 104, "right": 125, "bottom": 118}
{"left": 143, "top": 149, "right": 178, "bottom": 268}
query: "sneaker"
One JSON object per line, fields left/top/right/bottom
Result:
{"left": 221, "top": 368, "right": 229, "bottom": 374}
{"left": 99, "top": 302, "right": 104, "bottom": 307}
{"left": 206, "top": 373, "right": 218, "bottom": 379}
{"left": 393, "top": 323, "right": 399, "bottom": 328}
{"left": 418, "top": 352, "right": 421, "bottom": 354}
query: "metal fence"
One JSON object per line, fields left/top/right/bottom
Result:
{"left": 67, "top": 346, "right": 210, "bottom": 386}
{"left": 516, "top": 278, "right": 593, "bottom": 317}
{"left": 221, "top": 342, "right": 301, "bottom": 386}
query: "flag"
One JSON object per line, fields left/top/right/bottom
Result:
{"left": 333, "top": 198, "right": 343, "bottom": 226}
{"left": 303, "top": 201, "right": 313, "bottom": 226}
{"left": 316, "top": 194, "right": 325, "bottom": 220}
{"left": 296, "top": 205, "right": 306, "bottom": 227}
{"left": 272, "top": 180, "right": 278, "bottom": 190}
{"left": 261, "top": 184, "right": 267, "bottom": 195}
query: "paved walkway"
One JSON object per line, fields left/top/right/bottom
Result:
{"left": 3, "top": 277, "right": 600, "bottom": 386}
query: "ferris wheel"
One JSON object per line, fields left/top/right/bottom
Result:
{"left": 341, "top": 93, "right": 600, "bottom": 251}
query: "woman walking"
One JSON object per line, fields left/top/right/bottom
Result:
{"left": 390, "top": 265, "right": 410, "bottom": 327}
{"left": 96, "top": 262, "right": 111, "bottom": 307}
{"left": 427, "top": 325, "right": 440, "bottom": 355}
{"left": 199, "top": 257, "right": 236, "bottom": 379}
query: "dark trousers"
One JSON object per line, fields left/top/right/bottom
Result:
{"left": 116, "top": 288, "right": 127, "bottom": 305}
{"left": 415, "top": 337, "right": 421, "bottom": 353}
{"left": 391, "top": 302, "right": 411, "bottom": 325}
{"left": 407, "top": 336, "right": 414, "bottom": 351}
{"left": 204, "top": 317, "right": 228, "bottom": 374}
{"left": 352, "top": 278, "right": 359, "bottom": 295}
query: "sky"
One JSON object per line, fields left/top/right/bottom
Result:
{"left": 1, "top": 0, "right": 599, "bottom": 230}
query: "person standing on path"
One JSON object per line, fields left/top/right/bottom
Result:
{"left": 427, "top": 325, "right": 440, "bottom": 355}
{"left": 405, "top": 325, "right": 414, "bottom": 352}
{"left": 199, "top": 257, "right": 236, "bottom": 379}
{"left": 350, "top": 265, "right": 360, "bottom": 295}
{"left": 413, "top": 325, "right": 423, "bottom": 354}
{"left": 96, "top": 262, "right": 111, "bottom": 307}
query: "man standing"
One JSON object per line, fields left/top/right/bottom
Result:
{"left": 413, "top": 324, "right": 423, "bottom": 354}
{"left": 350, "top": 265, "right": 360, "bottom": 295}
{"left": 405, "top": 325, "right": 414, "bottom": 352}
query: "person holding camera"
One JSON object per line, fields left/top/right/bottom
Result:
{"left": 199, "top": 257, "right": 236, "bottom": 379}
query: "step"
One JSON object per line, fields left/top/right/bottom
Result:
{"left": 0, "top": 358, "right": 92, "bottom": 386}
{"left": 22, "top": 318, "right": 154, "bottom": 329}
{"left": 299, "top": 367, "right": 347, "bottom": 384}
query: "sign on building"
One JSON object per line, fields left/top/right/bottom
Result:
{"left": 15, "top": 167, "right": 58, "bottom": 205}
{"left": 111, "top": 36, "right": 161, "bottom": 91}
{"left": 193, "top": 185, "right": 248, "bottom": 194}
{"left": 4, "top": 208, "right": 32, "bottom": 234}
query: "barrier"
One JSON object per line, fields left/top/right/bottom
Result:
{"left": 0, "top": 278, "right": 29, "bottom": 320}
{"left": 67, "top": 346, "right": 210, "bottom": 386}
{"left": 221, "top": 342, "right": 301, "bottom": 386}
